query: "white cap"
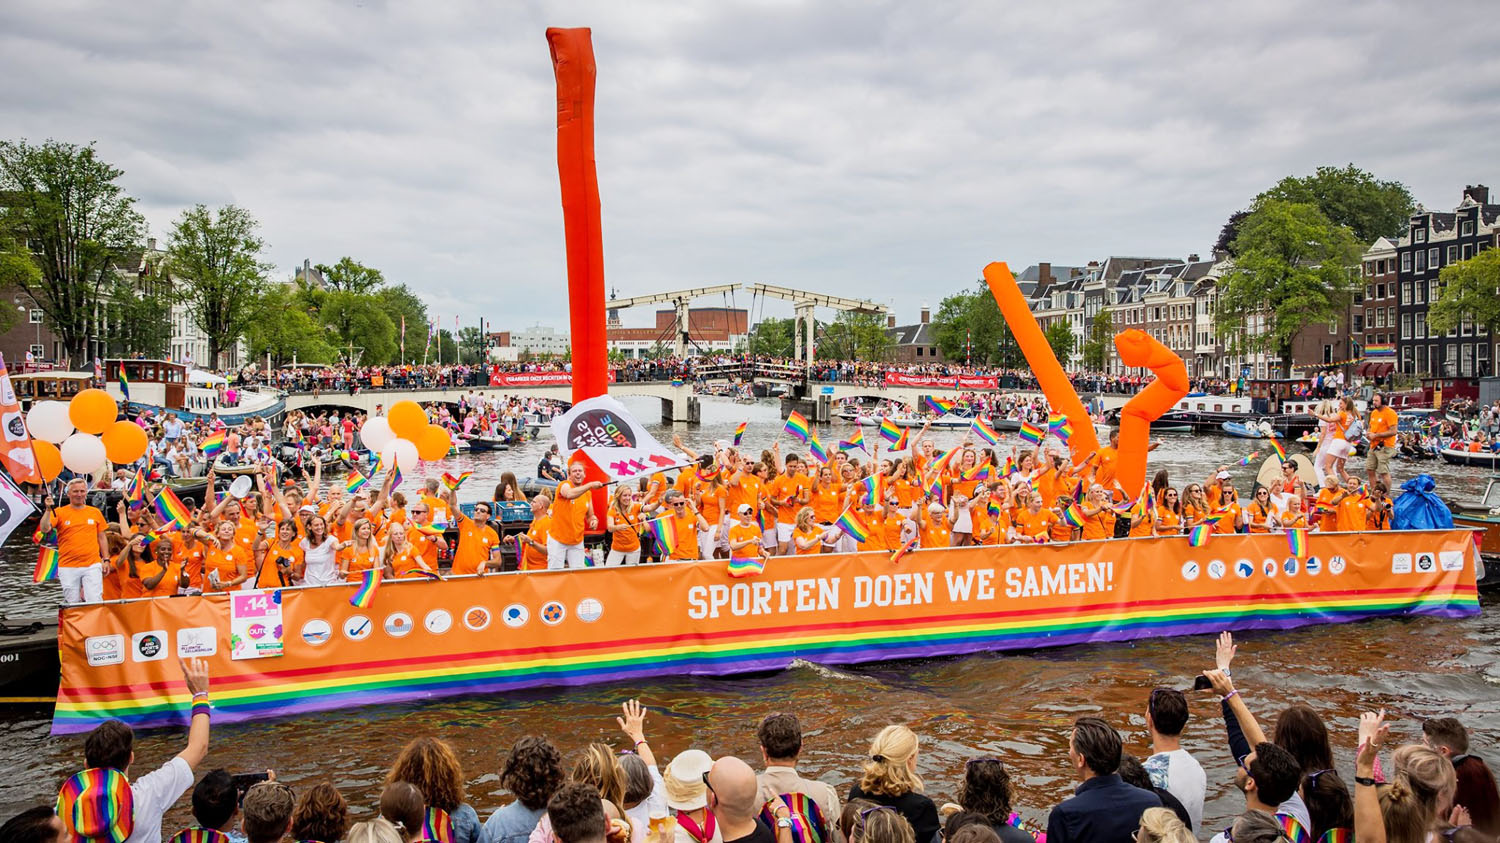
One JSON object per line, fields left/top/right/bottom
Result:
{"left": 737, "top": 504, "right": 753, "bottom": 516}
{"left": 1216, "top": 470, "right": 1232, "bottom": 480}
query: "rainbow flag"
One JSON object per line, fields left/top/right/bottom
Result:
{"left": 839, "top": 428, "right": 866, "bottom": 453}
{"left": 784, "top": 411, "right": 810, "bottom": 443}
{"left": 858, "top": 473, "right": 883, "bottom": 507}
{"left": 412, "top": 523, "right": 447, "bottom": 536}
{"left": 1061, "top": 504, "right": 1085, "bottom": 528}
{"left": 1187, "top": 525, "right": 1212, "bottom": 547}
{"left": 1018, "top": 421, "right": 1044, "bottom": 445}
{"left": 878, "top": 418, "right": 902, "bottom": 444}
{"left": 807, "top": 433, "right": 829, "bottom": 464}
{"left": 986, "top": 498, "right": 1003, "bottom": 519}
{"left": 1364, "top": 343, "right": 1395, "bottom": 358}
{"left": 1287, "top": 527, "right": 1308, "bottom": 559}
{"left": 125, "top": 469, "right": 146, "bottom": 508}
{"left": 389, "top": 465, "right": 403, "bottom": 490}
{"left": 1002, "top": 455, "right": 1017, "bottom": 477}
{"left": 199, "top": 432, "right": 226, "bottom": 459}
{"left": 892, "top": 427, "right": 910, "bottom": 450}
{"left": 345, "top": 470, "right": 369, "bottom": 495}
{"left": 695, "top": 465, "right": 721, "bottom": 483}
{"left": 924, "top": 396, "right": 955, "bottom": 415}
{"left": 1268, "top": 436, "right": 1287, "bottom": 462}
{"left": 32, "top": 526, "right": 56, "bottom": 546}
{"left": 1237, "top": 452, "right": 1259, "bottom": 467}
{"left": 835, "top": 508, "right": 871, "bottom": 543}
{"left": 727, "top": 555, "right": 765, "bottom": 578}
{"left": 349, "top": 568, "right": 381, "bottom": 608}
{"left": 756, "top": 506, "right": 771, "bottom": 533}
{"left": 1047, "top": 413, "right": 1067, "bottom": 432}
{"left": 646, "top": 516, "right": 678, "bottom": 557}
{"left": 153, "top": 488, "right": 193, "bottom": 529}
{"left": 117, "top": 369, "right": 130, "bottom": 400}
{"left": 33, "top": 546, "right": 58, "bottom": 583}
{"left": 971, "top": 417, "right": 1000, "bottom": 445}
{"left": 890, "top": 537, "right": 918, "bottom": 564}
{"left": 441, "top": 471, "right": 472, "bottom": 492}
{"left": 732, "top": 422, "right": 747, "bottom": 447}
{"left": 1056, "top": 420, "right": 1075, "bottom": 442}
{"left": 927, "top": 478, "right": 944, "bottom": 504}
{"left": 960, "top": 463, "right": 991, "bottom": 482}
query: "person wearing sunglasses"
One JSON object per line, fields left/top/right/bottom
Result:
{"left": 663, "top": 491, "right": 708, "bottom": 562}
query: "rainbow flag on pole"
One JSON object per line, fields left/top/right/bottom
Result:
{"left": 834, "top": 508, "right": 871, "bottom": 543}
{"left": 807, "top": 433, "right": 829, "bottom": 464}
{"left": 441, "top": 471, "right": 471, "bottom": 492}
{"left": 117, "top": 369, "right": 130, "bottom": 400}
{"left": 784, "top": 411, "right": 810, "bottom": 443}
{"left": 839, "top": 428, "right": 866, "bottom": 453}
{"left": 199, "top": 431, "right": 226, "bottom": 459}
{"left": 1047, "top": 413, "right": 1067, "bottom": 432}
{"left": 732, "top": 422, "right": 747, "bottom": 447}
{"left": 1268, "top": 436, "right": 1287, "bottom": 462}
{"left": 345, "top": 470, "right": 369, "bottom": 495}
{"left": 924, "top": 396, "right": 955, "bottom": 415}
{"left": 927, "top": 478, "right": 944, "bottom": 504}
{"left": 153, "top": 488, "right": 193, "bottom": 529}
{"left": 878, "top": 417, "right": 901, "bottom": 444}
{"left": 892, "top": 427, "right": 910, "bottom": 450}
{"left": 1061, "top": 503, "right": 1086, "bottom": 528}
{"left": 1056, "top": 420, "right": 1075, "bottom": 442}
{"left": 349, "top": 568, "right": 381, "bottom": 608}
{"left": 1287, "top": 527, "right": 1308, "bottom": 559}
{"left": 33, "top": 546, "right": 58, "bottom": 583}
{"left": 960, "top": 463, "right": 991, "bottom": 482}
{"left": 971, "top": 417, "right": 1000, "bottom": 445}
{"left": 727, "top": 555, "right": 765, "bottom": 578}
{"left": 1018, "top": 421, "right": 1045, "bottom": 445}
{"left": 1187, "top": 524, "right": 1212, "bottom": 547}
{"left": 858, "top": 473, "right": 884, "bottom": 507}
{"left": 646, "top": 516, "right": 678, "bottom": 557}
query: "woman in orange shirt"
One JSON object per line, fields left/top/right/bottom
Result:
{"left": 791, "top": 507, "right": 824, "bottom": 555}
{"left": 1312, "top": 478, "right": 1341, "bottom": 531}
{"left": 1080, "top": 486, "right": 1115, "bottom": 541}
{"left": 340, "top": 519, "right": 381, "bottom": 581}
{"left": 1155, "top": 488, "right": 1183, "bottom": 536}
{"left": 1012, "top": 494, "right": 1058, "bottom": 544}
{"left": 809, "top": 467, "right": 843, "bottom": 525}
{"left": 1244, "top": 487, "right": 1280, "bottom": 533}
{"left": 256, "top": 520, "right": 304, "bottom": 589}
{"left": 384, "top": 522, "right": 436, "bottom": 578}
{"left": 118, "top": 534, "right": 161, "bottom": 599}
{"left": 195, "top": 520, "right": 250, "bottom": 592}
{"left": 606, "top": 485, "right": 644, "bottom": 566}
{"left": 1366, "top": 481, "right": 1392, "bottom": 530}
{"left": 1181, "top": 483, "right": 1210, "bottom": 531}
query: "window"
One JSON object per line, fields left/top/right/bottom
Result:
{"left": 1448, "top": 245, "right": 1459, "bottom": 263}
{"left": 1365, "top": 262, "right": 1374, "bottom": 277}
{"left": 1463, "top": 314, "right": 1474, "bottom": 336}
{"left": 1402, "top": 282, "right": 1412, "bottom": 305}
{"left": 1387, "top": 306, "right": 1395, "bottom": 329}
{"left": 1402, "top": 346, "right": 1414, "bottom": 375}
{"left": 1417, "top": 344, "right": 1428, "bottom": 374}
{"left": 1429, "top": 278, "right": 1440, "bottom": 302}
{"left": 1376, "top": 283, "right": 1386, "bottom": 300}
{"left": 27, "top": 344, "right": 42, "bottom": 359}
{"left": 1416, "top": 228, "right": 1427, "bottom": 243}
{"left": 1462, "top": 344, "right": 1474, "bottom": 376}
{"left": 1416, "top": 251, "right": 1427, "bottom": 272}
{"left": 28, "top": 309, "right": 42, "bottom": 324}
{"left": 916, "top": 347, "right": 923, "bottom": 357}
{"left": 1323, "top": 345, "right": 1333, "bottom": 364}
{"left": 1402, "top": 252, "right": 1413, "bottom": 272}
{"left": 1429, "top": 247, "right": 1440, "bottom": 268}
{"left": 1415, "top": 313, "right": 1427, "bottom": 338}
{"left": 1481, "top": 342, "right": 1491, "bottom": 375}
{"left": 1463, "top": 220, "right": 1475, "bottom": 236}
{"left": 1402, "top": 313, "right": 1413, "bottom": 338}
{"left": 1447, "top": 345, "right": 1458, "bottom": 375}
{"left": 1353, "top": 314, "right": 1364, "bottom": 333}
{"left": 1464, "top": 244, "right": 1474, "bottom": 260}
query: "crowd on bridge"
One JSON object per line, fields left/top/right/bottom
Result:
{"left": 10, "top": 631, "right": 1499, "bottom": 843}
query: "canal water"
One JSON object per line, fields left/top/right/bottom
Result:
{"left": 1, "top": 396, "right": 1494, "bottom": 834}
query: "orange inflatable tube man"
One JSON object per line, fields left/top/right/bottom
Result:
{"left": 1112, "top": 329, "right": 1189, "bottom": 494}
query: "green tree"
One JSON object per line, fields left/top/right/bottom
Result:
{"left": 1043, "top": 321, "right": 1076, "bottom": 363}
{"left": 457, "top": 326, "right": 484, "bottom": 365}
{"left": 165, "top": 204, "right": 271, "bottom": 367}
{"left": 931, "top": 281, "right": 1023, "bottom": 367}
{"left": 247, "top": 284, "right": 335, "bottom": 366}
{"left": 1428, "top": 248, "right": 1500, "bottom": 338}
{"left": 816, "top": 311, "right": 892, "bottom": 362}
{"left": 320, "top": 290, "right": 396, "bottom": 364}
{"left": 1215, "top": 199, "right": 1362, "bottom": 371}
{"left": 314, "top": 256, "right": 385, "bottom": 294}
{"left": 0, "top": 139, "right": 146, "bottom": 363}
{"left": 747, "top": 317, "right": 796, "bottom": 358}
{"left": 0, "top": 236, "right": 36, "bottom": 335}
{"left": 1082, "top": 309, "right": 1112, "bottom": 371}
{"left": 1259, "top": 164, "right": 1415, "bottom": 244}
{"left": 102, "top": 277, "right": 170, "bottom": 357}
{"left": 434, "top": 329, "right": 459, "bottom": 364}
{"left": 376, "top": 284, "right": 429, "bottom": 363}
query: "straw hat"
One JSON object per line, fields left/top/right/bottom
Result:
{"left": 663, "top": 749, "right": 715, "bottom": 811}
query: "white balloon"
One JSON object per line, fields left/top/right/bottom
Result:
{"left": 59, "top": 433, "right": 106, "bottom": 475}
{"left": 26, "top": 401, "right": 74, "bottom": 444}
{"left": 360, "top": 416, "right": 395, "bottom": 452}
{"left": 381, "top": 438, "right": 419, "bottom": 471}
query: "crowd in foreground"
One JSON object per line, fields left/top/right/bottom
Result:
{"left": 5, "top": 633, "right": 1498, "bottom": 843}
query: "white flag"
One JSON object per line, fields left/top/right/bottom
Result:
{"left": 550, "top": 395, "right": 689, "bottom": 483}
{"left": 0, "top": 469, "right": 37, "bottom": 546}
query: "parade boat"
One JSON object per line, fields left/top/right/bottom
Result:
{"left": 1449, "top": 476, "right": 1500, "bottom": 581}
{"left": 461, "top": 435, "right": 512, "bottom": 452}
{"left": 1440, "top": 446, "right": 1500, "bottom": 469}
{"left": 104, "top": 359, "right": 286, "bottom": 426}
{"left": 10, "top": 371, "right": 95, "bottom": 410}
{"left": 857, "top": 410, "right": 979, "bottom": 428}
{"left": 0, "top": 617, "right": 60, "bottom": 704}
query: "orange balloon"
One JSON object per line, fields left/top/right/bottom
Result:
{"left": 416, "top": 424, "right": 452, "bottom": 461}
{"left": 33, "top": 440, "right": 62, "bottom": 481}
{"left": 387, "top": 401, "right": 428, "bottom": 441}
{"left": 101, "top": 420, "right": 149, "bottom": 464}
{"left": 68, "top": 388, "right": 119, "bottom": 436}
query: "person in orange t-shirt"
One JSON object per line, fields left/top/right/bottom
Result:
{"left": 1215, "top": 485, "right": 1244, "bottom": 535}
{"left": 550, "top": 460, "right": 604, "bottom": 569}
{"left": 791, "top": 507, "right": 825, "bottom": 555}
{"left": 195, "top": 520, "right": 251, "bottom": 592}
{"left": 728, "top": 505, "right": 769, "bottom": 561}
{"left": 769, "top": 457, "right": 812, "bottom": 555}
{"left": 258, "top": 520, "right": 305, "bottom": 588}
{"left": 1312, "top": 478, "right": 1341, "bottom": 532}
{"left": 1079, "top": 486, "right": 1115, "bottom": 541}
{"left": 606, "top": 485, "right": 645, "bottom": 566}
{"left": 507, "top": 494, "right": 552, "bottom": 571}
{"left": 1244, "top": 487, "right": 1280, "bottom": 533}
{"left": 664, "top": 490, "right": 708, "bottom": 561}
{"left": 1013, "top": 494, "right": 1059, "bottom": 544}
{"left": 1331, "top": 476, "right": 1369, "bottom": 532}
{"left": 1365, "top": 480, "right": 1392, "bottom": 530}
{"left": 915, "top": 501, "right": 952, "bottom": 549}
{"left": 340, "top": 520, "right": 382, "bottom": 582}
{"left": 40, "top": 478, "right": 111, "bottom": 603}
{"left": 446, "top": 486, "right": 500, "bottom": 575}
{"left": 1155, "top": 488, "right": 1183, "bottom": 536}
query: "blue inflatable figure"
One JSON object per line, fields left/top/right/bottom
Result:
{"left": 1392, "top": 474, "right": 1454, "bottom": 530}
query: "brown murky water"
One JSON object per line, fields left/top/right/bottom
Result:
{"left": 3, "top": 397, "right": 1495, "bottom": 834}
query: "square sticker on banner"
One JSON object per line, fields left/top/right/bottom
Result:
{"left": 85, "top": 634, "right": 124, "bottom": 667}
{"left": 1, "top": 411, "right": 25, "bottom": 442}
{"left": 176, "top": 626, "right": 218, "bottom": 658}
{"left": 1415, "top": 553, "right": 1437, "bottom": 574}
{"left": 1440, "top": 550, "right": 1465, "bottom": 572}
{"left": 131, "top": 630, "right": 168, "bottom": 663}
{"left": 1391, "top": 553, "right": 1412, "bottom": 574}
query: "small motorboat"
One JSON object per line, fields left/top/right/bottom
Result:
{"left": 0, "top": 618, "right": 60, "bottom": 704}
{"left": 519, "top": 476, "right": 560, "bottom": 497}
{"left": 1222, "top": 419, "right": 1275, "bottom": 439}
{"left": 1439, "top": 447, "right": 1500, "bottom": 469}
{"left": 464, "top": 436, "right": 512, "bottom": 452}
{"left": 1446, "top": 476, "right": 1500, "bottom": 588}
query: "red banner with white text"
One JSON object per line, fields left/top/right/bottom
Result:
{"left": 489, "top": 369, "right": 616, "bottom": 387}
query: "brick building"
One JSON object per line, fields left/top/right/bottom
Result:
{"left": 885, "top": 306, "right": 943, "bottom": 363}
{"left": 1396, "top": 184, "right": 1500, "bottom": 378}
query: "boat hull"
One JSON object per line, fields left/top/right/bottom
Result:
{"left": 127, "top": 398, "right": 286, "bottom": 427}
{"left": 1440, "top": 448, "right": 1500, "bottom": 468}
{"left": 0, "top": 619, "right": 60, "bottom": 705}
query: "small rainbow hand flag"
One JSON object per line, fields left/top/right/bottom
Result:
{"left": 200, "top": 432, "right": 226, "bottom": 459}
{"left": 986, "top": 498, "right": 1003, "bottom": 519}
{"left": 892, "top": 427, "right": 910, "bottom": 450}
{"left": 349, "top": 568, "right": 381, "bottom": 608}
{"left": 1056, "top": 420, "right": 1075, "bottom": 442}
{"left": 413, "top": 523, "right": 447, "bottom": 536}
{"left": 1061, "top": 503, "right": 1086, "bottom": 528}
{"left": 927, "top": 478, "right": 944, "bottom": 504}
{"left": 1287, "top": 527, "right": 1309, "bottom": 559}
{"left": 441, "top": 471, "right": 472, "bottom": 492}
{"left": 695, "top": 465, "right": 721, "bottom": 483}
{"left": 118, "top": 368, "right": 130, "bottom": 400}
{"left": 839, "top": 428, "right": 866, "bottom": 453}
{"left": 345, "top": 470, "right": 369, "bottom": 495}
{"left": 1047, "top": 413, "right": 1067, "bottom": 432}
{"left": 646, "top": 516, "right": 678, "bottom": 557}
{"left": 835, "top": 508, "right": 871, "bottom": 543}
{"left": 1002, "top": 455, "right": 1017, "bottom": 477}
{"left": 389, "top": 465, "right": 404, "bottom": 490}
{"left": 808, "top": 433, "right": 829, "bottom": 464}
{"left": 33, "top": 546, "right": 58, "bottom": 583}
{"left": 890, "top": 536, "right": 918, "bottom": 564}
{"left": 924, "top": 396, "right": 955, "bottom": 415}
{"left": 971, "top": 417, "right": 1000, "bottom": 445}
{"left": 727, "top": 555, "right": 765, "bottom": 578}
{"left": 153, "top": 488, "right": 193, "bottom": 529}
{"left": 784, "top": 411, "right": 810, "bottom": 443}
{"left": 1018, "top": 421, "right": 1045, "bottom": 445}
{"left": 960, "top": 463, "right": 991, "bottom": 482}
{"left": 732, "top": 422, "right": 748, "bottom": 447}
{"left": 858, "top": 474, "right": 883, "bottom": 507}
{"left": 1187, "top": 524, "right": 1212, "bottom": 547}
{"left": 1268, "top": 436, "right": 1287, "bottom": 462}
{"left": 125, "top": 469, "right": 146, "bottom": 508}
{"left": 878, "top": 418, "right": 902, "bottom": 444}
{"left": 32, "top": 526, "right": 56, "bottom": 546}
{"left": 1237, "top": 452, "right": 1260, "bottom": 467}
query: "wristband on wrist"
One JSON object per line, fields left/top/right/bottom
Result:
{"left": 1354, "top": 776, "right": 1376, "bottom": 787}
{"left": 1222, "top": 689, "right": 1238, "bottom": 701}
{"left": 192, "top": 691, "right": 210, "bottom": 700}
{"left": 191, "top": 701, "right": 211, "bottom": 718}
{"left": 635, "top": 740, "right": 648, "bottom": 748}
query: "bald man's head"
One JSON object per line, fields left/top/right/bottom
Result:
{"left": 706, "top": 757, "right": 759, "bottom": 821}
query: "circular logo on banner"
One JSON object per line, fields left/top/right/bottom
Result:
{"left": 5, "top": 414, "right": 25, "bottom": 439}
{"left": 1235, "top": 559, "right": 1255, "bottom": 579}
{"left": 1180, "top": 561, "right": 1200, "bottom": 582}
{"left": 425, "top": 609, "right": 453, "bottom": 635}
{"left": 1416, "top": 553, "right": 1436, "bottom": 573}
{"left": 301, "top": 619, "right": 332, "bottom": 645}
{"left": 1283, "top": 557, "right": 1299, "bottom": 577}
{"left": 1305, "top": 556, "right": 1322, "bottom": 575}
{"left": 137, "top": 634, "right": 162, "bottom": 659}
{"left": 566, "top": 410, "right": 639, "bottom": 450}
{"left": 502, "top": 604, "right": 529, "bottom": 628}
{"left": 1262, "top": 558, "right": 1278, "bottom": 578}
{"left": 384, "top": 612, "right": 413, "bottom": 638}
{"left": 541, "top": 601, "right": 566, "bottom": 626}
{"left": 343, "top": 615, "right": 372, "bottom": 641}
{"left": 577, "top": 598, "right": 604, "bottom": 623}
{"left": 1207, "top": 559, "right": 1226, "bottom": 580}
{"left": 1328, "top": 555, "right": 1347, "bottom": 575}
{"left": 465, "top": 606, "right": 492, "bottom": 631}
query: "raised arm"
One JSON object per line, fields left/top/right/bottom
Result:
{"left": 1354, "top": 710, "right": 1389, "bottom": 843}
{"left": 176, "top": 657, "right": 212, "bottom": 770}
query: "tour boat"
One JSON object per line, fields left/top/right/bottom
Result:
{"left": 1439, "top": 447, "right": 1500, "bottom": 469}
{"left": 856, "top": 410, "right": 978, "bottom": 429}
{"left": 1222, "top": 419, "right": 1276, "bottom": 439}
{"left": 104, "top": 360, "right": 286, "bottom": 425}
{"left": 1152, "top": 392, "right": 1318, "bottom": 438}
{"left": 0, "top": 617, "right": 59, "bottom": 704}
{"left": 1448, "top": 476, "right": 1500, "bottom": 584}
{"left": 9, "top": 371, "right": 94, "bottom": 410}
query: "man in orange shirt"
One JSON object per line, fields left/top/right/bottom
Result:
{"left": 508, "top": 493, "right": 552, "bottom": 571}
{"left": 445, "top": 487, "right": 501, "bottom": 575}
{"left": 1312, "top": 477, "right": 1341, "bottom": 532}
{"left": 550, "top": 459, "right": 603, "bottom": 569}
{"left": 664, "top": 490, "right": 708, "bottom": 561}
{"left": 1331, "top": 475, "right": 1369, "bottom": 532}
{"left": 40, "top": 478, "right": 110, "bottom": 603}
{"left": 1366, "top": 392, "right": 1399, "bottom": 490}
{"left": 769, "top": 455, "right": 811, "bottom": 555}
{"left": 1092, "top": 430, "right": 1120, "bottom": 492}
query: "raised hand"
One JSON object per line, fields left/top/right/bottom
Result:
{"left": 1216, "top": 631, "right": 1237, "bottom": 672}
{"left": 616, "top": 698, "right": 647, "bottom": 744}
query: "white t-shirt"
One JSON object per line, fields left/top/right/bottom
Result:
{"left": 624, "top": 765, "right": 668, "bottom": 833}
{"left": 300, "top": 537, "right": 342, "bottom": 586}
{"left": 1145, "top": 748, "right": 1206, "bottom": 832}
{"left": 126, "top": 756, "right": 194, "bottom": 843}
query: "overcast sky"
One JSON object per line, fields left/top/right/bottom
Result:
{"left": 2, "top": 1, "right": 1496, "bottom": 332}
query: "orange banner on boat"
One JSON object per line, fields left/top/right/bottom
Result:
{"left": 53, "top": 529, "right": 1480, "bottom": 734}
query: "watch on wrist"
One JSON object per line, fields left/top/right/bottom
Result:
{"left": 776, "top": 819, "right": 793, "bottom": 829}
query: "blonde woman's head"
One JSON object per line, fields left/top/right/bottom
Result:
{"left": 858, "top": 724, "right": 922, "bottom": 797}
{"left": 796, "top": 506, "right": 816, "bottom": 531}
{"left": 1136, "top": 807, "right": 1194, "bottom": 843}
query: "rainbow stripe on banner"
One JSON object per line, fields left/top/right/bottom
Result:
{"left": 1364, "top": 343, "right": 1395, "bottom": 358}
{"left": 807, "top": 434, "right": 829, "bottom": 465}
{"left": 33, "top": 546, "right": 58, "bottom": 583}
{"left": 1188, "top": 525, "right": 1212, "bottom": 547}
{"left": 646, "top": 516, "right": 677, "bottom": 557}
{"left": 153, "top": 488, "right": 193, "bottom": 530}
{"left": 199, "top": 432, "right": 226, "bottom": 459}
{"left": 834, "top": 508, "right": 870, "bottom": 543}
{"left": 784, "top": 412, "right": 810, "bottom": 443}
{"left": 350, "top": 568, "right": 381, "bottom": 608}
{"left": 49, "top": 529, "right": 1480, "bottom": 735}
{"left": 925, "top": 396, "right": 954, "bottom": 415}
{"left": 727, "top": 556, "right": 765, "bottom": 578}
{"left": 732, "top": 422, "right": 747, "bottom": 447}
{"left": 878, "top": 418, "right": 901, "bottom": 444}
{"left": 1287, "top": 527, "right": 1308, "bottom": 559}
{"left": 1018, "top": 422, "right": 1044, "bottom": 445}
{"left": 971, "top": 417, "right": 999, "bottom": 445}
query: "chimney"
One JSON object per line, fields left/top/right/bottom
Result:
{"left": 1188, "top": 253, "right": 1200, "bottom": 263}
{"left": 1039, "top": 262, "right": 1052, "bottom": 285}
{"left": 920, "top": 305, "right": 930, "bottom": 324}
{"left": 887, "top": 314, "right": 897, "bottom": 329}
{"left": 1465, "top": 184, "right": 1490, "bottom": 205}
{"left": 146, "top": 237, "right": 156, "bottom": 252}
